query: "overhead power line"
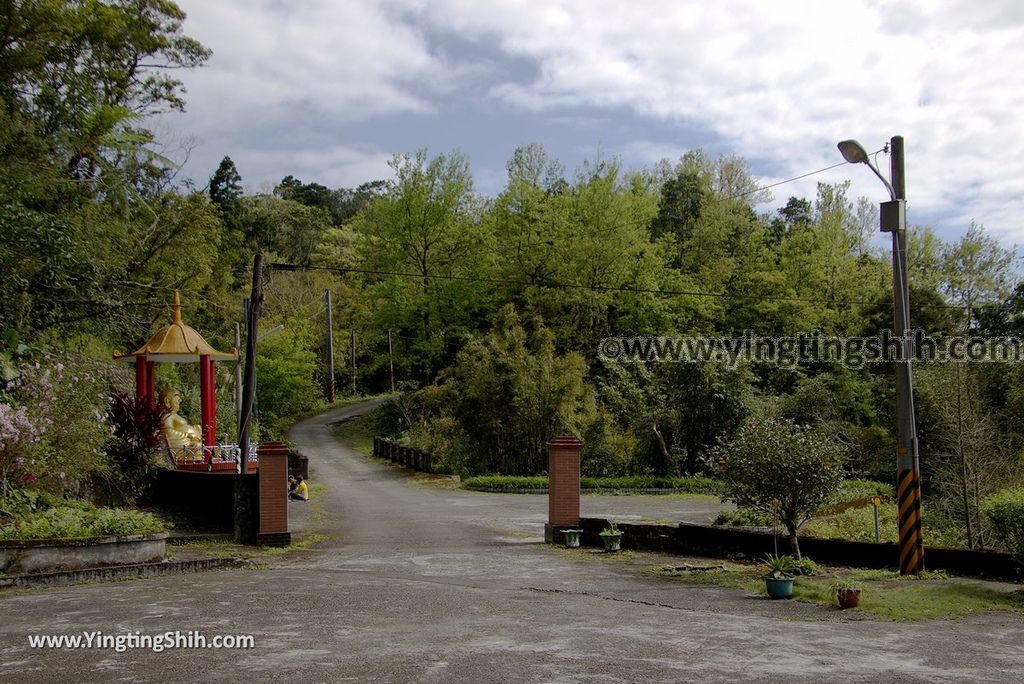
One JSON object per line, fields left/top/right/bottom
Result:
{"left": 269, "top": 262, "right": 994, "bottom": 311}
{"left": 724, "top": 148, "right": 885, "bottom": 202}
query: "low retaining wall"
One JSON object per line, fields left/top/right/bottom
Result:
{"left": 572, "top": 518, "right": 1023, "bottom": 580}
{"left": 149, "top": 469, "right": 258, "bottom": 532}
{"left": 0, "top": 533, "right": 168, "bottom": 575}
{"left": 0, "top": 556, "right": 250, "bottom": 590}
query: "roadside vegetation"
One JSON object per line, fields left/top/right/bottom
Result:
{"left": 0, "top": 495, "right": 164, "bottom": 541}
{"left": 463, "top": 475, "right": 723, "bottom": 494}
{"left": 4, "top": 2, "right": 1024, "bottom": 557}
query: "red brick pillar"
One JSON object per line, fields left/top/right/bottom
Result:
{"left": 545, "top": 436, "right": 582, "bottom": 543}
{"left": 256, "top": 442, "right": 291, "bottom": 546}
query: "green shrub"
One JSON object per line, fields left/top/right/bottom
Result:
{"left": 715, "top": 417, "right": 846, "bottom": 559}
{"left": 463, "top": 476, "right": 548, "bottom": 492}
{"left": 6, "top": 354, "right": 113, "bottom": 497}
{"left": 461, "top": 475, "right": 724, "bottom": 493}
{"left": 0, "top": 503, "right": 165, "bottom": 540}
{"left": 713, "top": 508, "right": 774, "bottom": 527}
{"left": 982, "top": 489, "right": 1024, "bottom": 554}
{"left": 838, "top": 479, "right": 894, "bottom": 502}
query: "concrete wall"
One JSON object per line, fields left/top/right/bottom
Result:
{"left": 577, "top": 517, "right": 1024, "bottom": 580}
{"left": 149, "top": 469, "right": 257, "bottom": 532}
{"left": 0, "top": 533, "right": 167, "bottom": 575}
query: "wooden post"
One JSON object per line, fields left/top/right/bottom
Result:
{"left": 350, "top": 327, "right": 356, "bottom": 396}
{"left": 234, "top": 322, "right": 242, "bottom": 438}
{"left": 325, "top": 289, "right": 335, "bottom": 402}
{"left": 388, "top": 329, "right": 395, "bottom": 392}
{"left": 239, "top": 254, "right": 263, "bottom": 475}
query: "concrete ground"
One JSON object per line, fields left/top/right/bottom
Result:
{"left": 2, "top": 401, "right": 1024, "bottom": 683}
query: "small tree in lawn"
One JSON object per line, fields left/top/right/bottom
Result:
{"left": 715, "top": 417, "right": 845, "bottom": 559}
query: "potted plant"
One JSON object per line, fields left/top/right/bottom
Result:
{"left": 599, "top": 523, "right": 623, "bottom": 552}
{"left": 762, "top": 553, "right": 797, "bottom": 599}
{"left": 562, "top": 529, "right": 582, "bottom": 548}
{"left": 833, "top": 580, "right": 862, "bottom": 609}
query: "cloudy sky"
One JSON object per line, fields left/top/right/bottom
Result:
{"left": 163, "top": 0, "right": 1024, "bottom": 245}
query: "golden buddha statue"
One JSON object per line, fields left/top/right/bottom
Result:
{"left": 160, "top": 388, "right": 203, "bottom": 449}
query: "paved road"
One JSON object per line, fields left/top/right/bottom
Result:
{"left": 3, "top": 400, "right": 1024, "bottom": 683}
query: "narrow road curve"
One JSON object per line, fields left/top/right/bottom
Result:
{"left": 1, "top": 400, "right": 1023, "bottom": 683}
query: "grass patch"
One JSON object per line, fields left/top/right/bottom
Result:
{"left": 167, "top": 531, "right": 331, "bottom": 560}
{"left": 462, "top": 475, "right": 725, "bottom": 494}
{"left": 334, "top": 414, "right": 375, "bottom": 457}
{"left": 257, "top": 531, "right": 331, "bottom": 556}
{"left": 566, "top": 547, "right": 1024, "bottom": 621}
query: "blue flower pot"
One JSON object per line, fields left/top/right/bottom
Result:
{"left": 765, "top": 577, "right": 794, "bottom": 599}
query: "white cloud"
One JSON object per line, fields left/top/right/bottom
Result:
{"left": 418, "top": 0, "right": 1024, "bottom": 241}
{"left": 240, "top": 145, "right": 395, "bottom": 193}
{"left": 169, "top": 0, "right": 459, "bottom": 185}
{"left": 166, "top": 0, "right": 1024, "bottom": 243}
{"left": 178, "top": 0, "right": 452, "bottom": 130}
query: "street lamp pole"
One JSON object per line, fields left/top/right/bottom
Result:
{"left": 838, "top": 135, "right": 924, "bottom": 574}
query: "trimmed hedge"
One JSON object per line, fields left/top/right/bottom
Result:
{"left": 462, "top": 475, "right": 724, "bottom": 494}
{"left": 0, "top": 504, "right": 166, "bottom": 541}
{"left": 982, "top": 488, "right": 1024, "bottom": 555}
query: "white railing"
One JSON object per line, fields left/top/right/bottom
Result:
{"left": 168, "top": 442, "right": 258, "bottom": 471}
{"left": 205, "top": 444, "right": 259, "bottom": 472}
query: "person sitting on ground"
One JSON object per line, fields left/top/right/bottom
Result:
{"left": 288, "top": 475, "right": 297, "bottom": 494}
{"left": 289, "top": 474, "right": 308, "bottom": 501}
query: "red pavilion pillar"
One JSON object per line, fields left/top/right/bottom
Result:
{"left": 145, "top": 360, "right": 156, "bottom": 409}
{"left": 135, "top": 356, "right": 148, "bottom": 404}
{"left": 199, "top": 354, "right": 216, "bottom": 448}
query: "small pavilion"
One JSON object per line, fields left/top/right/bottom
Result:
{"left": 117, "top": 291, "right": 247, "bottom": 471}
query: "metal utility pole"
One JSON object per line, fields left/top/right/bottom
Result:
{"left": 325, "top": 289, "right": 335, "bottom": 402}
{"left": 887, "top": 136, "right": 925, "bottom": 575}
{"left": 350, "top": 327, "right": 357, "bottom": 396}
{"left": 838, "top": 135, "right": 924, "bottom": 574}
{"left": 387, "top": 329, "right": 395, "bottom": 393}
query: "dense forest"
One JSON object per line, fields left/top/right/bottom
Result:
{"left": 3, "top": 1, "right": 1024, "bottom": 549}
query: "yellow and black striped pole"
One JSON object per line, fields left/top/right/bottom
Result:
{"left": 889, "top": 136, "right": 925, "bottom": 574}
{"left": 840, "top": 135, "right": 925, "bottom": 574}
{"left": 897, "top": 463, "right": 925, "bottom": 574}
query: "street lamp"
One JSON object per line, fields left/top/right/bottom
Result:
{"left": 837, "top": 135, "right": 924, "bottom": 575}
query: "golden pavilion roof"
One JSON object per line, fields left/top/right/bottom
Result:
{"left": 117, "top": 291, "right": 236, "bottom": 363}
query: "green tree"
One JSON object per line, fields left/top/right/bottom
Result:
{"left": 209, "top": 156, "right": 242, "bottom": 209}
{"left": 716, "top": 417, "right": 846, "bottom": 558}
{"left": 425, "top": 306, "right": 592, "bottom": 475}
{"left": 0, "top": 0, "right": 210, "bottom": 178}
{"left": 942, "top": 222, "right": 1016, "bottom": 329}
{"left": 353, "top": 149, "right": 488, "bottom": 378}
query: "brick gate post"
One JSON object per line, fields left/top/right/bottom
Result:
{"left": 545, "top": 436, "right": 582, "bottom": 543}
{"left": 257, "top": 442, "right": 292, "bottom": 546}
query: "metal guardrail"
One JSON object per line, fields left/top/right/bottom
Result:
{"left": 372, "top": 437, "right": 432, "bottom": 473}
